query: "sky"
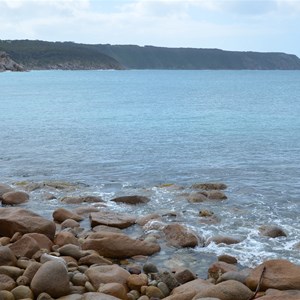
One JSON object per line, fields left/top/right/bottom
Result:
{"left": 0, "top": 0, "right": 300, "bottom": 57}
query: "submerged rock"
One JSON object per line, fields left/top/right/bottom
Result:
{"left": 258, "top": 225, "right": 287, "bottom": 238}
{"left": 192, "top": 183, "right": 228, "bottom": 190}
{"left": 111, "top": 195, "right": 150, "bottom": 205}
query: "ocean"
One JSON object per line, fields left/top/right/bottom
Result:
{"left": 1, "top": 70, "right": 300, "bottom": 273}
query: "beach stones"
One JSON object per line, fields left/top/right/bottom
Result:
{"left": 82, "top": 232, "right": 160, "bottom": 258}
{"left": 1, "top": 191, "right": 29, "bottom": 205}
{"left": 0, "top": 246, "right": 17, "bottom": 266}
{"left": 246, "top": 259, "right": 300, "bottom": 291}
{"left": 30, "top": 260, "right": 70, "bottom": 298}
{"left": 0, "top": 208, "right": 56, "bottom": 240}
{"left": 163, "top": 223, "right": 200, "bottom": 248}
{"left": 0, "top": 274, "right": 16, "bottom": 291}
{"left": 111, "top": 195, "right": 150, "bottom": 205}
{"left": 89, "top": 210, "right": 136, "bottom": 229}
{"left": 8, "top": 235, "right": 40, "bottom": 258}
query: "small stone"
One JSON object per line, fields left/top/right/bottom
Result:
{"left": 143, "top": 263, "right": 158, "bottom": 274}
{"left": 127, "top": 274, "right": 148, "bottom": 292}
{"left": 145, "top": 286, "right": 164, "bottom": 299}
{"left": 0, "top": 274, "right": 16, "bottom": 291}
{"left": 85, "top": 281, "right": 96, "bottom": 292}
{"left": 98, "top": 282, "right": 128, "bottom": 299}
{"left": 218, "top": 254, "right": 238, "bottom": 264}
{"left": 0, "top": 290, "right": 15, "bottom": 300}
{"left": 11, "top": 285, "right": 34, "bottom": 300}
{"left": 157, "top": 282, "right": 170, "bottom": 297}
{"left": 71, "top": 273, "right": 88, "bottom": 286}
{"left": 0, "top": 266, "right": 23, "bottom": 280}
{"left": 174, "top": 268, "right": 196, "bottom": 284}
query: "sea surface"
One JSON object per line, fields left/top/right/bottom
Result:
{"left": 1, "top": 70, "right": 300, "bottom": 274}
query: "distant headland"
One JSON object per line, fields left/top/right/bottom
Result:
{"left": 1, "top": 39, "right": 300, "bottom": 71}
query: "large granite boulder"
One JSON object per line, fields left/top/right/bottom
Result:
{"left": 53, "top": 208, "right": 83, "bottom": 223}
{"left": 246, "top": 259, "right": 300, "bottom": 291}
{"left": 90, "top": 210, "right": 136, "bottom": 229}
{"left": 82, "top": 231, "right": 160, "bottom": 258}
{"left": 0, "top": 208, "right": 56, "bottom": 240}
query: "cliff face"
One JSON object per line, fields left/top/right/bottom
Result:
{"left": 0, "top": 51, "right": 24, "bottom": 72}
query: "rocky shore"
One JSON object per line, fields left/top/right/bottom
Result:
{"left": 0, "top": 52, "right": 24, "bottom": 72}
{"left": 0, "top": 182, "right": 300, "bottom": 300}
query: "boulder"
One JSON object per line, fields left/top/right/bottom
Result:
{"left": 187, "top": 192, "right": 208, "bottom": 203}
{"left": 217, "top": 254, "right": 237, "bottom": 264}
{"left": 61, "top": 219, "right": 80, "bottom": 229}
{"left": 11, "top": 285, "right": 34, "bottom": 300}
{"left": 164, "top": 278, "right": 213, "bottom": 300}
{"left": 193, "top": 280, "right": 253, "bottom": 300}
{"left": 54, "top": 231, "right": 80, "bottom": 247}
{"left": 0, "top": 266, "right": 23, "bottom": 280}
{"left": 206, "top": 235, "right": 241, "bottom": 245}
{"left": 53, "top": 208, "right": 83, "bottom": 223}
{"left": 90, "top": 210, "right": 136, "bottom": 229}
{"left": 174, "top": 268, "right": 197, "bottom": 284}
{"left": 30, "top": 260, "right": 70, "bottom": 298}
{"left": 23, "top": 233, "right": 53, "bottom": 251}
{"left": 111, "top": 195, "right": 150, "bottom": 205}
{"left": 0, "top": 208, "right": 56, "bottom": 240}
{"left": 0, "top": 246, "right": 17, "bottom": 266}
{"left": 82, "top": 232, "right": 160, "bottom": 258}
{"left": 78, "top": 252, "right": 112, "bottom": 266}
{"left": 1, "top": 191, "right": 29, "bottom": 205}
{"left": 9, "top": 235, "right": 40, "bottom": 258}
{"left": 163, "top": 224, "right": 200, "bottom": 248}
{"left": 257, "top": 289, "right": 300, "bottom": 300}
{"left": 58, "top": 244, "right": 85, "bottom": 260}
{"left": 61, "top": 196, "right": 103, "bottom": 204}
{"left": 85, "top": 264, "right": 130, "bottom": 290}
{"left": 258, "top": 225, "right": 287, "bottom": 238}
{"left": 192, "top": 183, "right": 227, "bottom": 190}
{"left": 0, "top": 183, "right": 14, "bottom": 197}
{"left": 246, "top": 259, "right": 300, "bottom": 291}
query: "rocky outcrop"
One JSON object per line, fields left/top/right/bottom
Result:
{"left": 0, "top": 52, "right": 24, "bottom": 72}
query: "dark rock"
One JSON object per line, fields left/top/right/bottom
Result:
{"left": 0, "top": 52, "right": 24, "bottom": 72}
{"left": 111, "top": 195, "right": 150, "bottom": 205}
{"left": 192, "top": 183, "right": 227, "bottom": 190}
{"left": 218, "top": 254, "right": 238, "bottom": 264}
{"left": 258, "top": 225, "right": 287, "bottom": 238}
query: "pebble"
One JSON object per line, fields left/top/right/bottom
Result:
{"left": 143, "top": 262, "right": 158, "bottom": 274}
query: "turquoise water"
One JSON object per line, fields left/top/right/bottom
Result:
{"left": 1, "top": 70, "right": 300, "bottom": 268}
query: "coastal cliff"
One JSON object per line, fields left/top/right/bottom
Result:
{"left": 0, "top": 51, "right": 24, "bottom": 72}
{"left": 1, "top": 40, "right": 300, "bottom": 70}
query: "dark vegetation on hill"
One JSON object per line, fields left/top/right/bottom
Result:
{"left": 1, "top": 39, "right": 300, "bottom": 70}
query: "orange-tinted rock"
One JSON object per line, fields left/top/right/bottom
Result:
{"left": 90, "top": 211, "right": 136, "bottom": 229}
{"left": 1, "top": 191, "right": 29, "bottom": 205}
{"left": 54, "top": 231, "right": 79, "bottom": 247}
{"left": 82, "top": 232, "right": 160, "bottom": 259}
{"left": 8, "top": 236, "right": 40, "bottom": 258}
{"left": 53, "top": 208, "right": 83, "bottom": 223}
{"left": 98, "top": 282, "right": 128, "bottom": 299}
{"left": 0, "top": 208, "right": 56, "bottom": 240}
{"left": 208, "top": 261, "right": 238, "bottom": 282}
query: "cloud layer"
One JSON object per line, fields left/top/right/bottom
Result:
{"left": 0, "top": 0, "right": 299, "bottom": 56}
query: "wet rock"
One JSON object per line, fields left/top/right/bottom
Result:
{"left": 258, "top": 225, "right": 287, "bottom": 238}
{"left": 143, "top": 262, "right": 159, "bottom": 274}
{"left": 30, "top": 260, "right": 70, "bottom": 298}
{"left": 217, "top": 254, "right": 238, "bottom": 264}
{"left": 0, "top": 274, "right": 16, "bottom": 291}
{"left": 199, "top": 210, "right": 214, "bottom": 217}
{"left": 111, "top": 195, "right": 150, "bottom": 205}
{"left": 192, "top": 183, "right": 227, "bottom": 190}
{"left": 246, "top": 259, "right": 300, "bottom": 291}
{"left": 0, "top": 208, "right": 56, "bottom": 240}
{"left": 0, "top": 183, "right": 14, "bottom": 197}
{"left": 208, "top": 261, "right": 238, "bottom": 282}
{"left": 61, "top": 196, "right": 103, "bottom": 204}
{"left": 82, "top": 232, "right": 160, "bottom": 258}
{"left": 90, "top": 210, "right": 136, "bottom": 229}
{"left": 216, "top": 270, "right": 249, "bottom": 284}
{"left": 153, "top": 271, "right": 179, "bottom": 291}
{"left": 136, "top": 213, "right": 161, "bottom": 226}
{"left": 174, "top": 268, "right": 197, "bottom": 284}
{"left": 74, "top": 207, "right": 100, "bottom": 216}
{"left": 53, "top": 208, "right": 83, "bottom": 223}
{"left": 207, "top": 235, "right": 241, "bottom": 245}
{"left": 92, "top": 224, "right": 123, "bottom": 234}
{"left": 187, "top": 192, "right": 208, "bottom": 203}
{"left": 98, "top": 282, "right": 128, "bottom": 299}
{"left": 1, "top": 191, "right": 29, "bottom": 205}
{"left": 85, "top": 264, "right": 130, "bottom": 290}
{"left": 163, "top": 223, "right": 200, "bottom": 248}
{"left": 193, "top": 280, "right": 253, "bottom": 300}
{"left": 0, "top": 246, "right": 17, "bottom": 266}
{"left": 61, "top": 219, "right": 81, "bottom": 229}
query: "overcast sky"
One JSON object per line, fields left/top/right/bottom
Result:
{"left": 1, "top": 0, "right": 300, "bottom": 57}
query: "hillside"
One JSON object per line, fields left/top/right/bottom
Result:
{"left": 96, "top": 44, "right": 300, "bottom": 70}
{"left": 0, "top": 40, "right": 124, "bottom": 70}
{"left": 1, "top": 40, "right": 300, "bottom": 70}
